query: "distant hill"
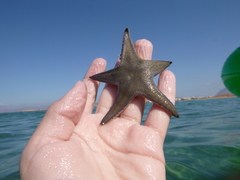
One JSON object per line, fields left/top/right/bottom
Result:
{"left": 175, "top": 88, "right": 235, "bottom": 101}
{"left": 216, "top": 88, "right": 231, "bottom": 96}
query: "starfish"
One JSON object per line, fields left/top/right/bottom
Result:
{"left": 90, "top": 28, "right": 179, "bottom": 125}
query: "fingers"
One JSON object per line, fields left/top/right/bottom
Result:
{"left": 83, "top": 58, "right": 107, "bottom": 114}
{"left": 144, "top": 70, "right": 176, "bottom": 140}
{"left": 134, "top": 39, "right": 153, "bottom": 60}
{"left": 120, "top": 39, "right": 153, "bottom": 123}
{"left": 96, "top": 83, "right": 117, "bottom": 119}
{"left": 96, "top": 39, "right": 153, "bottom": 124}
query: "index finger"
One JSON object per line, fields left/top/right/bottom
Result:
{"left": 83, "top": 58, "right": 107, "bottom": 114}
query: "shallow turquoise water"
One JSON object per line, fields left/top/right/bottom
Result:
{"left": 163, "top": 98, "right": 240, "bottom": 179}
{"left": 0, "top": 98, "right": 240, "bottom": 179}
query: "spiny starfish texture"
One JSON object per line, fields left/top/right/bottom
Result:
{"left": 90, "top": 28, "right": 179, "bottom": 125}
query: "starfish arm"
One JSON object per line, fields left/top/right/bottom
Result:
{"left": 143, "top": 60, "right": 172, "bottom": 76}
{"left": 100, "top": 87, "right": 135, "bottom": 125}
{"left": 120, "top": 28, "right": 140, "bottom": 66}
{"left": 90, "top": 68, "right": 119, "bottom": 84}
{"left": 141, "top": 84, "right": 179, "bottom": 118}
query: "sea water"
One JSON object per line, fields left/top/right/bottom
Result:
{"left": 0, "top": 97, "right": 240, "bottom": 179}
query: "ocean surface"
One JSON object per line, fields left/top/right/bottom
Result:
{"left": 1, "top": 97, "right": 240, "bottom": 179}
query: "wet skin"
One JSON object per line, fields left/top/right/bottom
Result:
{"left": 90, "top": 28, "right": 179, "bottom": 125}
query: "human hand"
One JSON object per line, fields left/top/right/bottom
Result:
{"left": 20, "top": 39, "right": 176, "bottom": 180}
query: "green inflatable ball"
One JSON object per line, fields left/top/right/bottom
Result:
{"left": 221, "top": 47, "right": 240, "bottom": 97}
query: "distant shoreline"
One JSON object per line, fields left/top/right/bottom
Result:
{"left": 20, "top": 109, "right": 46, "bottom": 112}
{"left": 175, "top": 94, "right": 236, "bottom": 101}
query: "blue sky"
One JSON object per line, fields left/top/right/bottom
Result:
{"left": 1, "top": 1, "right": 240, "bottom": 112}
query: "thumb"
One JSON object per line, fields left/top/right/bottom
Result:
{"left": 26, "top": 81, "right": 87, "bottom": 151}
